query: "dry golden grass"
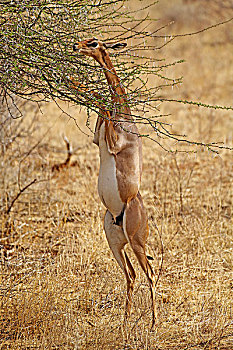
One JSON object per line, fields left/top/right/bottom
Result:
{"left": 1, "top": 2, "right": 233, "bottom": 349}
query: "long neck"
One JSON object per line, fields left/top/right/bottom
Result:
{"left": 101, "top": 51, "right": 126, "bottom": 103}
{"left": 95, "top": 50, "right": 131, "bottom": 118}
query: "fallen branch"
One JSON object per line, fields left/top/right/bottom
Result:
{"left": 52, "top": 135, "right": 77, "bottom": 172}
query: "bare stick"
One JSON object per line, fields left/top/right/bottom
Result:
{"left": 6, "top": 178, "right": 37, "bottom": 215}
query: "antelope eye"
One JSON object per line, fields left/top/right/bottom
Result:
{"left": 87, "top": 41, "right": 98, "bottom": 48}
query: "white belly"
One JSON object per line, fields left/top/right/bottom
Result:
{"left": 98, "top": 124, "right": 124, "bottom": 218}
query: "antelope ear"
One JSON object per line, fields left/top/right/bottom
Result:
{"left": 104, "top": 42, "right": 127, "bottom": 50}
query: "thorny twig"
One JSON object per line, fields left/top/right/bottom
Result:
{"left": 0, "top": 1, "right": 232, "bottom": 151}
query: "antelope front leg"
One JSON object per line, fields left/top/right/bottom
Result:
{"left": 123, "top": 193, "right": 157, "bottom": 328}
{"left": 104, "top": 210, "right": 136, "bottom": 320}
{"left": 93, "top": 115, "right": 104, "bottom": 146}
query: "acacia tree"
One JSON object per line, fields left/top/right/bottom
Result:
{"left": 0, "top": 0, "right": 232, "bottom": 152}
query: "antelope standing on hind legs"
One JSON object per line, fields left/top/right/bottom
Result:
{"left": 73, "top": 38, "right": 157, "bottom": 327}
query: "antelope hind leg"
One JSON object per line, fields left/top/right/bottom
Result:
{"left": 104, "top": 210, "right": 136, "bottom": 319}
{"left": 123, "top": 193, "right": 157, "bottom": 327}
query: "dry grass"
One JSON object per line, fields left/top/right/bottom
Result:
{"left": 1, "top": 1, "right": 233, "bottom": 349}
